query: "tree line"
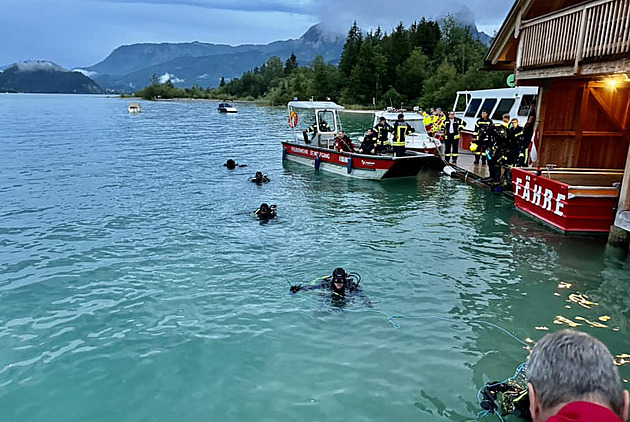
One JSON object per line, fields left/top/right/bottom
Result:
{"left": 134, "top": 16, "right": 509, "bottom": 110}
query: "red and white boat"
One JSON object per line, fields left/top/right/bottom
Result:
{"left": 281, "top": 101, "right": 443, "bottom": 180}
{"left": 512, "top": 167, "right": 623, "bottom": 234}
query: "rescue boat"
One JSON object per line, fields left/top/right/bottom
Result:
{"left": 281, "top": 101, "right": 443, "bottom": 180}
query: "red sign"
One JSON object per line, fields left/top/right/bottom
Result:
{"left": 512, "top": 168, "right": 617, "bottom": 233}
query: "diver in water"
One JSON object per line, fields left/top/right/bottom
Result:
{"left": 254, "top": 203, "right": 276, "bottom": 219}
{"left": 479, "top": 365, "right": 532, "bottom": 422}
{"left": 290, "top": 267, "right": 372, "bottom": 307}
{"left": 251, "top": 171, "right": 270, "bottom": 184}
{"left": 224, "top": 159, "right": 247, "bottom": 169}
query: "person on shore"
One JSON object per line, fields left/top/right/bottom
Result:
{"left": 358, "top": 129, "right": 378, "bottom": 155}
{"left": 527, "top": 329, "right": 629, "bottom": 422}
{"left": 289, "top": 267, "right": 372, "bottom": 307}
{"left": 442, "top": 111, "right": 466, "bottom": 164}
{"left": 224, "top": 159, "right": 247, "bottom": 169}
{"left": 392, "top": 113, "right": 415, "bottom": 157}
{"left": 473, "top": 110, "right": 493, "bottom": 165}
{"left": 334, "top": 131, "right": 355, "bottom": 153}
{"left": 374, "top": 116, "right": 392, "bottom": 153}
{"left": 508, "top": 118, "right": 524, "bottom": 166}
{"left": 254, "top": 203, "right": 276, "bottom": 219}
{"left": 251, "top": 171, "right": 270, "bottom": 184}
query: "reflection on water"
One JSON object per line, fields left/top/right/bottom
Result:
{"left": 0, "top": 95, "right": 628, "bottom": 422}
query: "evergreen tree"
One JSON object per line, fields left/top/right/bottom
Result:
{"left": 284, "top": 53, "right": 298, "bottom": 75}
{"left": 339, "top": 21, "right": 363, "bottom": 78}
{"left": 219, "top": 77, "right": 225, "bottom": 87}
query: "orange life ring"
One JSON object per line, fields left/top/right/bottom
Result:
{"left": 288, "top": 111, "right": 298, "bottom": 128}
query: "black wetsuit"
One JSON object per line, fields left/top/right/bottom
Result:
{"left": 290, "top": 277, "right": 372, "bottom": 307}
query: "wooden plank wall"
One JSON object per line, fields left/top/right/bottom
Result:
{"left": 538, "top": 79, "right": 630, "bottom": 169}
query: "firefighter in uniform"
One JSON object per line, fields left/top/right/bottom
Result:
{"left": 508, "top": 118, "right": 524, "bottom": 166}
{"left": 442, "top": 111, "right": 466, "bottom": 164}
{"left": 487, "top": 124, "right": 510, "bottom": 181}
{"left": 473, "top": 110, "right": 493, "bottom": 165}
{"left": 374, "top": 116, "right": 392, "bottom": 153}
{"left": 391, "top": 113, "right": 415, "bottom": 157}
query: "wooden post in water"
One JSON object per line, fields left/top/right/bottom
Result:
{"left": 609, "top": 145, "right": 630, "bottom": 249}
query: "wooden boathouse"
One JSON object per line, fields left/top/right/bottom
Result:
{"left": 485, "top": 0, "right": 630, "bottom": 244}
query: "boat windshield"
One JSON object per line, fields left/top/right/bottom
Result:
{"left": 317, "top": 110, "right": 336, "bottom": 133}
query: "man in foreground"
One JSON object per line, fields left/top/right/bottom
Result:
{"left": 527, "top": 329, "right": 629, "bottom": 422}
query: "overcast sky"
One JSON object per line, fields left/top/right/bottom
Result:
{"left": 0, "top": 0, "right": 514, "bottom": 69}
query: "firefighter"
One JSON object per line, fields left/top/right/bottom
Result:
{"left": 508, "top": 118, "right": 524, "bottom": 166}
{"left": 391, "top": 113, "right": 415, "bottom": 157}
{"left": 473, "top": 110, "right": 493, "bottom": 165}
{"left": 374, "top": 116, "right": 392, "bottom": 153}
{"left": 487, "top": 124, "right": 510, "bottom": 181}
{"left": 442, "top": 111, "right": 466, "bottom": 164}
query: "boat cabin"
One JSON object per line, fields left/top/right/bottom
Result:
{"left": 288, "top": 101, "right": 344, "bottom": 149}
{"left": 453, "top": 87, "right": 538, "bottom": 129}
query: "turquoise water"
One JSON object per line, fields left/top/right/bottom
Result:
{"left": 1, "top": 94, "right": 629, "bottom": 422}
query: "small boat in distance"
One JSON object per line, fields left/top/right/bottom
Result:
{"left": 128, "top": 102, "right": 142, "bottom": 113}
{"left": 218, "top": 101, "right": 237, "bottom": 113}
{"left": 281, "top": 100, "right": 443, "bottom": 180}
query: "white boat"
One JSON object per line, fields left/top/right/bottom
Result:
{"left": 281, "top": 101, "right": 442, "bottom": 180}
{"left": 372, "top": 108, "right": 441, "bottom": 154}
{"left": 128, "top": 102, "right": 142, "bottom": 113}
{"left": 452, "top": 87, "right": 538, "bottom": 150}
{"left": 218, "top": 101, "right": 237, "bottom": 113}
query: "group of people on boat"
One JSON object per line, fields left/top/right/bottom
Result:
{"left": 307, "top": 113, "right": 416, "bottom": 158}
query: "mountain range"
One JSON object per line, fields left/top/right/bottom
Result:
{"left": 0, "top": 61, "right": 104, "bottom": 94}
{"left": 79, "top": 24, "right": 346, "bottom": 93}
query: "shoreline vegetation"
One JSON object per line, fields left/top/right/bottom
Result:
{"left": 128, "top": 16, "right": 508, "bottom": 110}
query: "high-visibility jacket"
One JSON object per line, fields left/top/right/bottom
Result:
{"left": 374, "top": 121, "right": 392, "bottom": 146}
{"left": 391, "top": 120, "right": 415, "bottom": 146}
{"left": 442, "top": 118, "right": 466, "bottom": 140}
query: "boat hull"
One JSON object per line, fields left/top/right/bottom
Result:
{"left": 511, "top": 167, "right": 622, "bottom": 234}
{"left": 282, "top": 141, "right": 442, "bottom": 180}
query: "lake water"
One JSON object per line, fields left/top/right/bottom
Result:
{"left": 1, "top": 94, "right": 629, "bottom": 422}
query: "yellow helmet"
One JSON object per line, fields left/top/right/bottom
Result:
{"left": 470, "top": 142, "right": 478, "bottom": 152}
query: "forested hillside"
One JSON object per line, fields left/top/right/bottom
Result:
{"left": 135, "top": 16, "right": 508, "bottom": 109}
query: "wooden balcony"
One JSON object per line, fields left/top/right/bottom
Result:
{"left": 517, "top": 0, "right": 630, "bottom": 79}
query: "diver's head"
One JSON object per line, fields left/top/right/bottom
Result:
{"left": 255, "top": 171, "right": 263, "bottom": 179}
{"left": 259, "top": 203, "right": 270, "bottom": 214}
{"left": 225, "top": 159, "right": 236, "bottom": 169}
{"left": 331, "top": 267, "right": 348, "bottom": 295}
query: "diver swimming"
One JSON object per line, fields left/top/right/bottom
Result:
{"left": 251, "top": 171, "right": 270, "bottom": 184}
{"left": 254, "top": 203, "right": 276, "bottom": 220}
{"left": 290, "top": 267, "right": 372, "bottom": 307}
{"left": 479, "top": 363, "right": 531, "bottom": 422}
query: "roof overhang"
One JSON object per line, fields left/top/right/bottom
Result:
{"left": 484, "top": 0, "right": 534, "bottom": 71}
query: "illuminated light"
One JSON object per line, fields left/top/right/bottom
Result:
{"left": 535, "top": 326, "right": 549, "bottom": 331}
{"left": 599, "top": 315, "right": 611, "bottom": 322}
{"left": 558, "top": 282, "right": 572, "bottom": 289}
{"left": 609, "top": 79, "right": 617, "bottom": 88}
